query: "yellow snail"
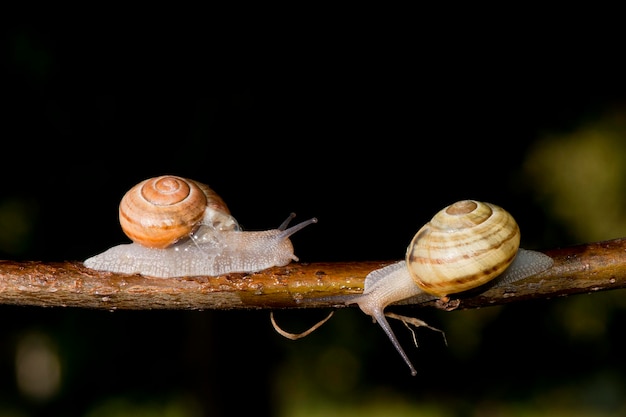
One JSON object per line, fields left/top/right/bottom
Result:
{"left": 83, "top": 175, "right": 317, "bottom": 278}
{"left": 309, "top": 200, "right": 553, "bottom": 376}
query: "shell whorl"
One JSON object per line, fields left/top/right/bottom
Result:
{"left": 119, "top": 175, "right": 232, "bottom": 249}
{"left": 406, "top": 200, "right": 520, "bottom": 297}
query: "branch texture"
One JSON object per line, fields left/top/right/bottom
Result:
{"left": 1, "top": 238, "right": 626, "bottom": 311}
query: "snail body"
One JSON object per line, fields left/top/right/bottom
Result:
{"left": 340, "top": 200, "right": 554, "bottom": 376}
{"left": 83, "top": 175, "right": 317, "bottom": 278}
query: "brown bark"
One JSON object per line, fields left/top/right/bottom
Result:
{"left": 1, "top": 237, "right": 625, "bottom": 311}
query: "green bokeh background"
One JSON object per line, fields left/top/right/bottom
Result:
{"left": 2, "top": 15, "right": 626, "bottom": 417}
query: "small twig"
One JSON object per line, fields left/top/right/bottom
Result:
{"left": 1, "top": 237, "right": 626, "bottom": 311}
{"left": 270, "top": 311, "right": 335, "bottom": 340}
{"left": 385, "top": 312, "right": 448, "bottom": 346}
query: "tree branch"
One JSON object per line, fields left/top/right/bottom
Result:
{"left": 1, "top": 238, "right": 626, "bottom": 311}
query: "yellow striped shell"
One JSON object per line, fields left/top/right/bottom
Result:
{"left": 406, "top": 200, "right": 520, "bottom": 297}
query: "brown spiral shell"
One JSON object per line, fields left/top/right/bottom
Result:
{"left": 119, "top": 175, "right": 232, "bottom": 248}
{"left": 406, "top": 200, "right": 520, "bottom": 297}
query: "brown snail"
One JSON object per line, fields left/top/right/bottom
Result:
{"left": 309, "top": 200, "right": 553, "bottom": 376}
{"left": 83, "top": 175, "right": 317, "bottom": 278}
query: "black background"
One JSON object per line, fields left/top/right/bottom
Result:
{"left": 2, "top": 11, "right": 626, "bottom": 417}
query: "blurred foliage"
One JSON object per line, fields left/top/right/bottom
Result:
{"left": 524, "top": 109, "right": 626, "bottom": 243}
{"left": 2, "top": 14, "right": 626, "bottom": 417}
{"left": 0, "top": 198, "right": 38, "bottom": 255}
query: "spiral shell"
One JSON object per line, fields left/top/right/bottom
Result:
{"left": 312, "top": 199, "right": 551, "bottom": 376}
{"left": 406, "top": 200, "right": 520, "bottom": 297}
{"left": 119, "top": 175, "right": 235, "bottom": 249}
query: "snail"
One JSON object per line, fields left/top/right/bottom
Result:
{"left": 83, "top": 175, "right": 317, "bottom": 278}
{"left": 312, "top": 200, "right": 554, "bottom": 376}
